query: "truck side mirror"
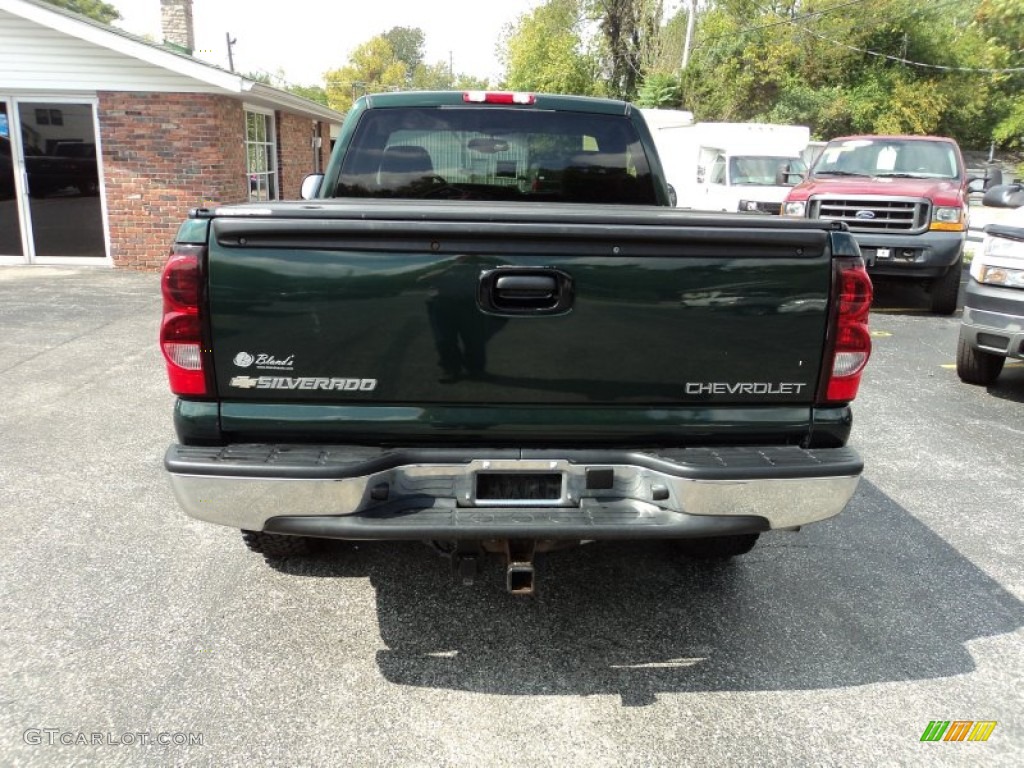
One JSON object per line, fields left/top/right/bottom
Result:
{"left": 667, "top": 183, "right": 678, "bottom": 207}
{"left": 696, "top": 166, "right": 705, "bottom": 184}
{"left": 982, "top": 183, "right": 1024, "bottom": 209}
{"left": 776, "top": 164, "right": 805, "bottom": 186}
{"left": 300, "top": 173, "right": 324, "bottom": 200}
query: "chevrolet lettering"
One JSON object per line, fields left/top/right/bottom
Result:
{"left": 685, "top": 382, "right": 807, "bottom": 395}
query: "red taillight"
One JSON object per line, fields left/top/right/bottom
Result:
{"left": 463, "top": 91, "right": 536, "bottom": 105}
{"left": 160, "top": 245, "right": 207, "bottom": 396}
{"left": 821, "top": 258, "right": 873, "bottom": 404}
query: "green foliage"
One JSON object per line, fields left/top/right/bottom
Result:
{"left": 500, "top": 0, "right": 603, "bottom": 96}
{"left": 635, "top": 72, "right": 681, "bottom": 107}
{"left": 588, "top": 0, "right": 664, "bottom": 100}
{"left": 287, "top": 83, "right": 328, "bottom": 106}
{"left": 383, "top": 27, "right": 425, "bottom": 75}
{"left": 663, "top": 0, "right": 1023, "bottom": 149}
{"left": 650, "top": 5, "right": 689, "bottom": 73}
{"left": 41, "top": 0, "right": 120, "bottom": 24}
{"left": 453, "top": 73, "right": 490, "bottom": 91}
{"left": 325, "top": 29, "right": 485, "bottom": 113}
{"left": 242, "top": 70, "right": 273, "bottom": 85}
{"left": 975, "top": 0, "right": 1024, "bottom": 52}
{"left": 410, "top": 61, "right": 453, "bottom": 90}
{"left": 241, "top": 68, "right": 327, "bottom": 106}
{"left": 325, "top": 36, "right": 408, "bottom": 113}
{"left": 993, "top": 100, "right": 1024, "bottom": 149}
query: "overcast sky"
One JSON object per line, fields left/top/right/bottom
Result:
{"left": 112, "top": 0, "right": 544, "bottom": 86}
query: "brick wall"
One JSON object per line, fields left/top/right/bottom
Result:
{"left": 98, "top": 91, "right": 246, "bottom": 269}
{"left": 318, "top": 120, "right": 332, "bottom": 173}
{"left": 160, "top": 0, "right": 195, "bottom": 52}
{"left": 276, "top": 111, "right": 313, "bottom": 200}
{"left": 98, "top": 92, "right": 339, "bottom": 268}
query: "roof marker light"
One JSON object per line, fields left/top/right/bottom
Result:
{"left": 463, "top": 91, "right": 536, "bottom": 105}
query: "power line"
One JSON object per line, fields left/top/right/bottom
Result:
{"left": 690, "top": 0, "right": 1024, "bottom": 75}
{"left": 745, "top": 0, "right": 1024, "bottom": 74}
{"left": 691, "top": 0, "right": 880, "bottom": 49}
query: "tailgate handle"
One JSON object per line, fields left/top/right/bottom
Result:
{"left": 479, "top": 268, "right": 573, "bottom": 316}
{"left": 495, "top": 275, "right": 557, "bottom": 297}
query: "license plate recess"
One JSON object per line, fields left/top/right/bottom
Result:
{"left": 476, "top": 473, "right": 564, "bottom": 502}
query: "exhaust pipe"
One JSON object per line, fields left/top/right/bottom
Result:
{"left": 503, "top": 539, "right": 537, "bottom": 596}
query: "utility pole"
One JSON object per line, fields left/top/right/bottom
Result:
{"left": 449, "top": 51, "right": 454, "bottom": 89}
{"left": 226, "top": 32, "right": 237, "bottom": 72}
{"left": 682, "top": 0, "right": 697, "bottom": 69}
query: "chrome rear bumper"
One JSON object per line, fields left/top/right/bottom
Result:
{"left": 166, "top": 444, "right": 862, "bottom": 539}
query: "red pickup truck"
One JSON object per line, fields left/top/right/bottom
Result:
{"left": 783, "top": 135, "right": 968, "bottom": 314}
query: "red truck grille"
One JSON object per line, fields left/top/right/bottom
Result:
{"left": 810, "top": 197, "right": 929, "bottom": 233}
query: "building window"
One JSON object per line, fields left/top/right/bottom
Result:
{"left": 34, "top": 108, "right": 63, "bottom": 126}
{"left": 245, "top": 109, "right": 277, "bottom": 201}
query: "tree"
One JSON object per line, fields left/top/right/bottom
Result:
{"left": 635, "top": 72, "right": 681, "bottom": 107}
{"left": 241, "top": 68, "right": 328, "bottom": 105}
{"left": 589, "top": 0, "right": 664, "bottom": 100}
{"left": 325, "top": 36, "right": 408, "bottom": 113}
{"left": 287, "top": 84, "right": 328, "bottom": 106}
{"left": 500, "top": 0, "right": 603, "bottom": 96}
{"left": 41, "top": 0, "right": 120, "bottom": 24}
{"left": 664, "top": 0, "right": 1020, "bottom": 149}
{"left": 975, "top": 0, "right": 1024, "bottom": 148}
{"left": 411, "top": 61, "right": 453, "bottom": 90}
{"left": 384, "top": 27, "right": 426, "bottom": 76}
{"left": 242, "top": 70, "right": 273, "bottom": 85}
{"left": 325, "top": 30, "right": 486, "bottom": 113}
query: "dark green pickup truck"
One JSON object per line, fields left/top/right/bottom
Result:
{"left": 161, "top": 92, "right": 872, "bottom": 593}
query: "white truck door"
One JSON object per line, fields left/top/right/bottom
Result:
{"left": 704, "top": 152, "right": 729, "bottom": 211}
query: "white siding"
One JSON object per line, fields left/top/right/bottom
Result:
{"left": 0, "top": 11, "right": 219, "bottom": 93}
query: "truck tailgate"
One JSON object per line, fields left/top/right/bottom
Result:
{"left": 206, "top": 201, "right": 835, "bottom": 408}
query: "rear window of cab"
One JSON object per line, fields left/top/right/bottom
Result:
{"left": 333, "top": 107, "right": 657, "bottom": 205}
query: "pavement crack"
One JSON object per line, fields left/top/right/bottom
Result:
{"left": 0, "top": 318, "right": 125, "bottom": 376}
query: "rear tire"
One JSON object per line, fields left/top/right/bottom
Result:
{"left": 675, "top": 533, "right": 760, "bottom": 560}
{"left": 956, "top": 332, "right": 1004, "bottom": 386}
{"left": 929, "top": 255, "right": 962, "bottom": 315}
{"left": 241, "top": 530, "right": 316, "bottom": 557}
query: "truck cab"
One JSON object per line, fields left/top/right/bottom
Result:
{"left": 697, "top": 146, "right": 807, "bottom": 214}
{"left": 641, "top": 114, "right": 810, "bottom": 215}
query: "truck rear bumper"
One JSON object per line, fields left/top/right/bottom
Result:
{"left": 166, "top": 444, "right": 862, "bottom": 539}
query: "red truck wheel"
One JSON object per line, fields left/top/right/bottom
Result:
{"left": 929, "top": 255, "right": 963, "bottom": 315}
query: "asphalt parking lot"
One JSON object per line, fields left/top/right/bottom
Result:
{"left": 0, "top": 265, "right": 1021, "bottom": 766}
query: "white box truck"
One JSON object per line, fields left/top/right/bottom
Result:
{"left": 641, "top": 112, "right": 811, "bottom": 215}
